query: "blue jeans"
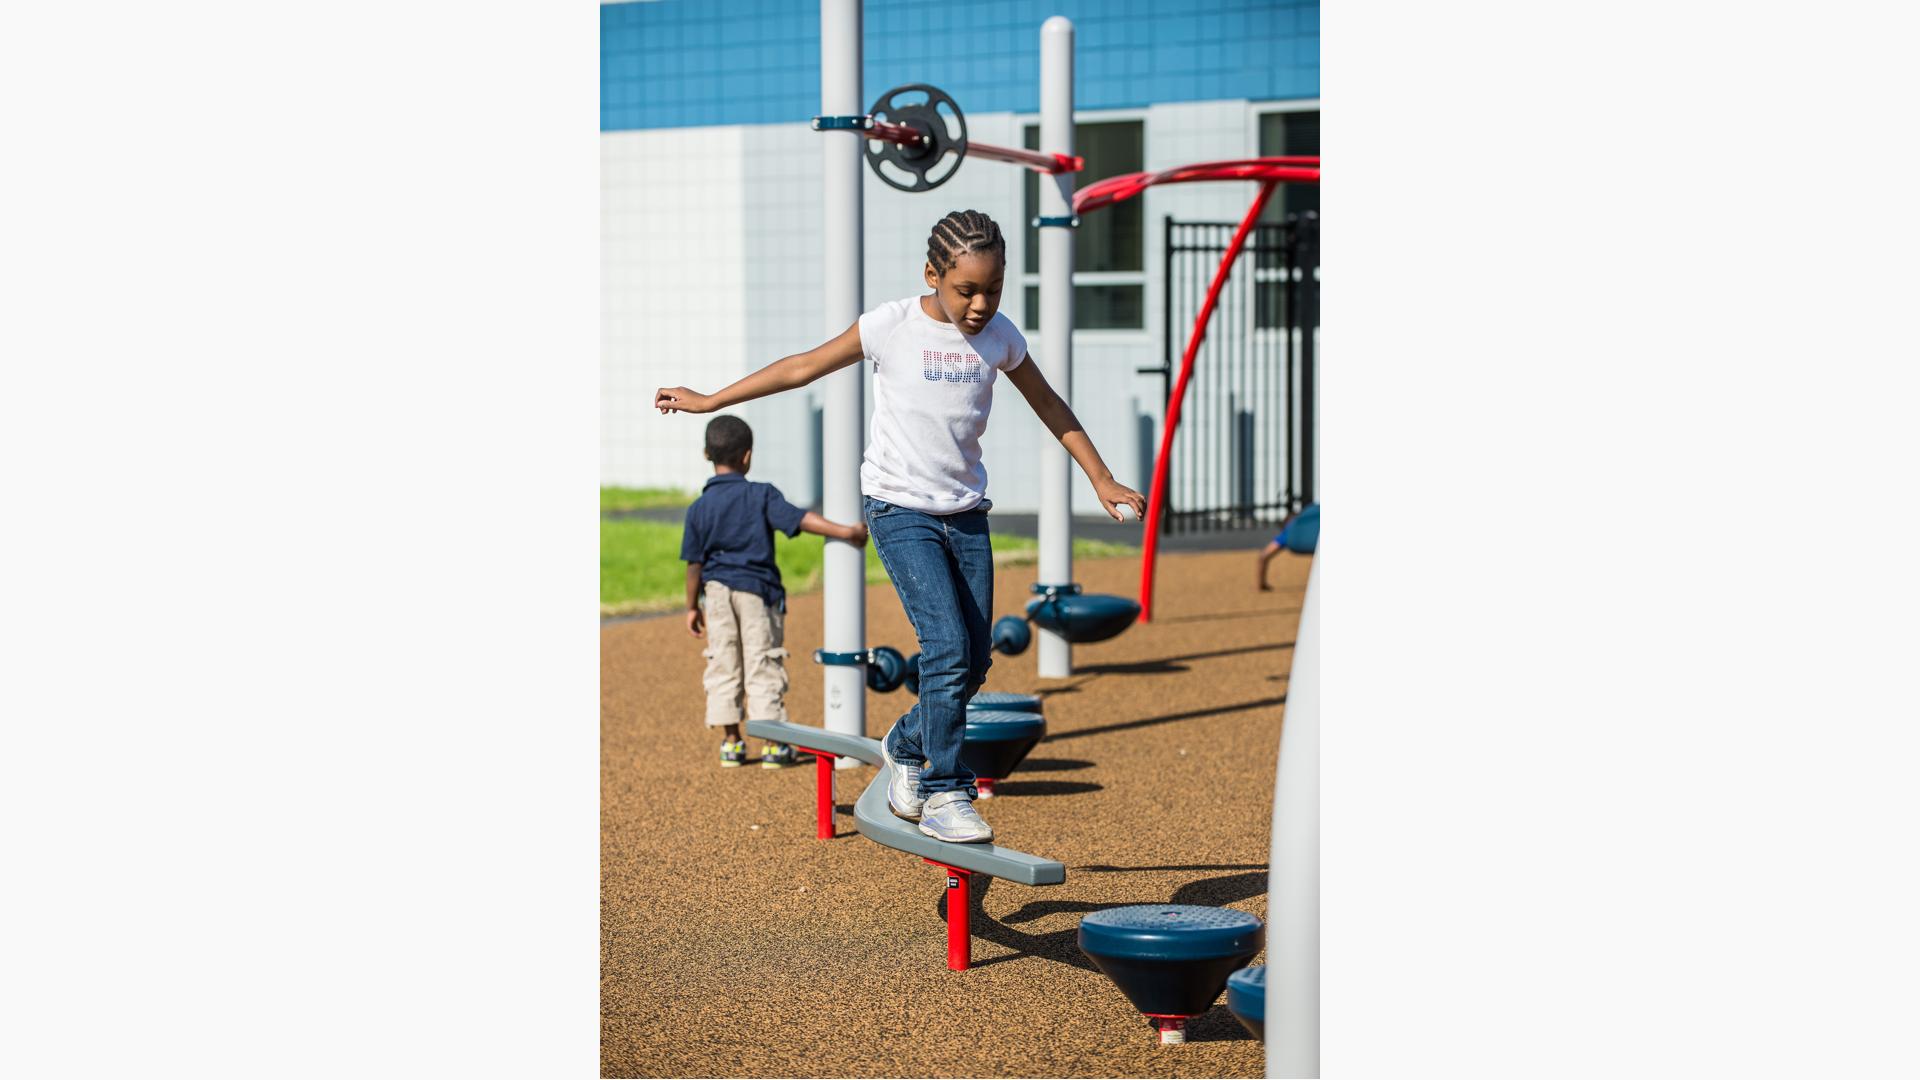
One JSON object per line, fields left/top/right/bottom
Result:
{"left": 865, "top": 495, "right": 994, "bottom": 798}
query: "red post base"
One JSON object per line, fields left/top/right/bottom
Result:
{"left": 1146, "top": 1015, "right": 1193, "bottom": 1045}
{"left": 924, "top": 858, "right": 972, "bottom": 970}
{"left": 815, "top": 752, "right": 836, "bottom": 839}
{"left": 975, "top": 777, "right": 996, "bottom": 799}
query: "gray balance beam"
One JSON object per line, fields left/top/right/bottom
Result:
{"left": 852, "top": 769, "right": 1066, "bottom": 886}
{"left": 745, "top": 719, "right": 882, "bottom": 766}
{"left": 744, "top": 721, "right": 1066, "bottom": 886}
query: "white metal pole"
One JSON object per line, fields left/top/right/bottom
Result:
{"left": 1036, "top": 15, "right": 1074, "bottom": 679}
{"left": 1267, "top": 553, "right": 1320, "bottom": 1078}
{"left": 820, "top": 0, "right": 864, "bottom": 760}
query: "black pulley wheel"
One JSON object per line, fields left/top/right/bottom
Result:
{"left": 864, "top": 83, "right": 967, "bottom": 193}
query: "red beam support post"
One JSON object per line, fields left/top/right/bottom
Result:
{"left": 1137, "top": 180, "right": 1279, "bottom": 621}
{"left": 925, "top": 859, "right": 973, "bottom": 970}
{"left": 815, "top": 751, "right": 837, "bottom": 839}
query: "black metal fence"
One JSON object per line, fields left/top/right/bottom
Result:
{"left": 1144, "top": 213, "right": 1319, "bottom": 533}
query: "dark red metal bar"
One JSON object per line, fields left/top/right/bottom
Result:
{"left": 815, "top": 752, "right": 836, "bottom": 839}
{"left": 1137, "top": 180, "right": 1280, "bottom": 621}
{"left": 864, "top": 119, "right": 928, "bottom": 147}
{"left": 864, "top": 119, "right": 1082, "bottom": 173}
{"left": 925, "top": 858, "right": 973, "bottom": 970}
{"left": 969, "top": 142, "right": 1083, "bottom": 174}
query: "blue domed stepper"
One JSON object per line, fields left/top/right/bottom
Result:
{"left": 1025, "top": 591, "right": 1140, "bottom": 644}
{"left": 958, "top": 709, "right": 1046, "bottom": 798}
{"left": 1078, "top": 905, "right": 1265, "bottom": 1044}
{"left": 1225, "top": 964, "right": 1266, "bottom": 1041}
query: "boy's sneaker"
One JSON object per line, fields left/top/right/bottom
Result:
{"left": 719, "top": 739, "right": 747, "bottom": 768}
{"left": 881, "top": 724, "right": 925, "bottom": 821}
{"left": 759, "top": 742, "right": 797, "bottom": 769}
{"left": 918, "top": 791, "right": 993, "bottom": 844}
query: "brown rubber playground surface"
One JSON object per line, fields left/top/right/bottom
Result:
{"left": 601, "top": 546, "right": 1312, "bottom": 1078}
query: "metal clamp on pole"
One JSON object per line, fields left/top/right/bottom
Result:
{"left": 811, "top": 115, "right": 874, "bottom": 131}
{"left": 1028, "top": 582, "right": 1081, "bottom": 631}
{"left": 816, "top": 646, "right": 909, "bottom": 693}
{"left": 1031, "top": 214, "right": 1080, "bottom": 228}
{"left": 813, "top": 648, "right": 874, "bottom": 666}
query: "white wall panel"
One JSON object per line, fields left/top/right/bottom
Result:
{"left": 603, "top": 100, "right": 1291, "bottom": 515}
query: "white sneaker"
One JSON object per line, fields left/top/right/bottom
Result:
{"left": 918, "top": 791, "right": 993, "bottom": 844}
{"left": 881, "top": 724, "right": 925, "bottom": 821}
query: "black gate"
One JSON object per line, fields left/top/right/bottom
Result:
{"left": 1143, "top": 213, "right": 1318, "bottom": 534}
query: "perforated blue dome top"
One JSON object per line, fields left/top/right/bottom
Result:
{"left": 967, "top": 692, "right": 1043, "bottom": 713}
{"left": 1079, "top": 904, "right": 1265, "bottom": 962}
{"left": 961, "top": 710, "right": 1046, "bottom": 741}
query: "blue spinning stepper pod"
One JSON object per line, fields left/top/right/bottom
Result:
{"left": 1275, "top": 503, "right": 1319, "bottom": 554}
{"left": 958, "top": 709, "right": 1047, "bottom": 782}
{"left": 968, "top": 692, "right": 1043, "bottom": 713}
{"left": 1025, "top": 592, "right": 1140, "bottom": 644}
{"left": 1078, "top": 905, "right": 1265, "bottom": 1019}
{"left": 1225, "top": 964, "right": 1266, "bottom": 1040}
{"left": 991, "top": 614, "right": 1032, "bottom": 656}
{"left": 903, "top": 652, "right": 920, "bottom": 696}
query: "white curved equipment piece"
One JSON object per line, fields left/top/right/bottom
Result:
{"left": 1267, "top": 553, "right": 1319, "bottom": 1078}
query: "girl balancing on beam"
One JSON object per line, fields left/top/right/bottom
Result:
{"left": 656, "top": 209, "right": 1147, "bottom": 844}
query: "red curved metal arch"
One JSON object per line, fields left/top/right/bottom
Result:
{"left": 1071, "top": 157, "right": 1320, "bottom": 622}
{"left": 1073, "top": 157, "right": 1319, "bottom": 215}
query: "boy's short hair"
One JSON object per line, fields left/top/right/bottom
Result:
{"left": 704, "top": 415, "right": 753, "bottom": 468}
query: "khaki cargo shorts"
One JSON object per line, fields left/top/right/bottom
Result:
{"left": 701, "top": 580, "right": 789, "bottom": 727}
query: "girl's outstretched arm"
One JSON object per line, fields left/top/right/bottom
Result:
{"left": 655, "top": 322, "right": 864, "bottom": 415}
{"left": 1004, "top": 354, "right": 1148, "bottom": 522}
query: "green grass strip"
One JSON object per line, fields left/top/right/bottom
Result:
{"left": 600, "top": 486, "right": 694, "bottom": 513}
{"left": 600, "top": 519, "right": 1138, "bottom": 618}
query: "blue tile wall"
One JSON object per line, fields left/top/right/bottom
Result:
{"left": 601, "top": 0, "right": 1318, "bottom": 131}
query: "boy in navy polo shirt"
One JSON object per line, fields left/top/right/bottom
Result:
{"left": 682, "top": 415, "right": 868, "bottom": 768}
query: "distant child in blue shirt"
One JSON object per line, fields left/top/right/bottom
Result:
{"left": 1257, "top": 503, "right": 1320, "bottom": 590}
{"left": 681, "top": 415, "right": 867, "bottom": 768}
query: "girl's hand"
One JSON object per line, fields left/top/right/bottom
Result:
{"left": 686, "top": 608, "right": 705, "bottom": 637}
{"left": 655, "top": 387, "right": 714, "bottom": 414}
{"left": 844, "top": 522, "right": 869, "bottom": 548}
{"left": 1096, "top": 480, "right": 1147, "bottom": 522}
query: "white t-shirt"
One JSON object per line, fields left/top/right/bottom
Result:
{"left": 856, "top": 295, "right": 1028, "bottom": 514}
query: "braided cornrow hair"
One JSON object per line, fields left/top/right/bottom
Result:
{"left": 926, "top": 210, "right": 1006, "bottom": 277}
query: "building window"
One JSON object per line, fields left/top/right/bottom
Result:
{"left": 1258, "top": 108, "right": 1319, "bottom": 221}
{"left": 1022, "top": 119, "right": 1145, "bottom": 331}
{"left": 1255, "top": 107, "right": 1319, "bottom": 329}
